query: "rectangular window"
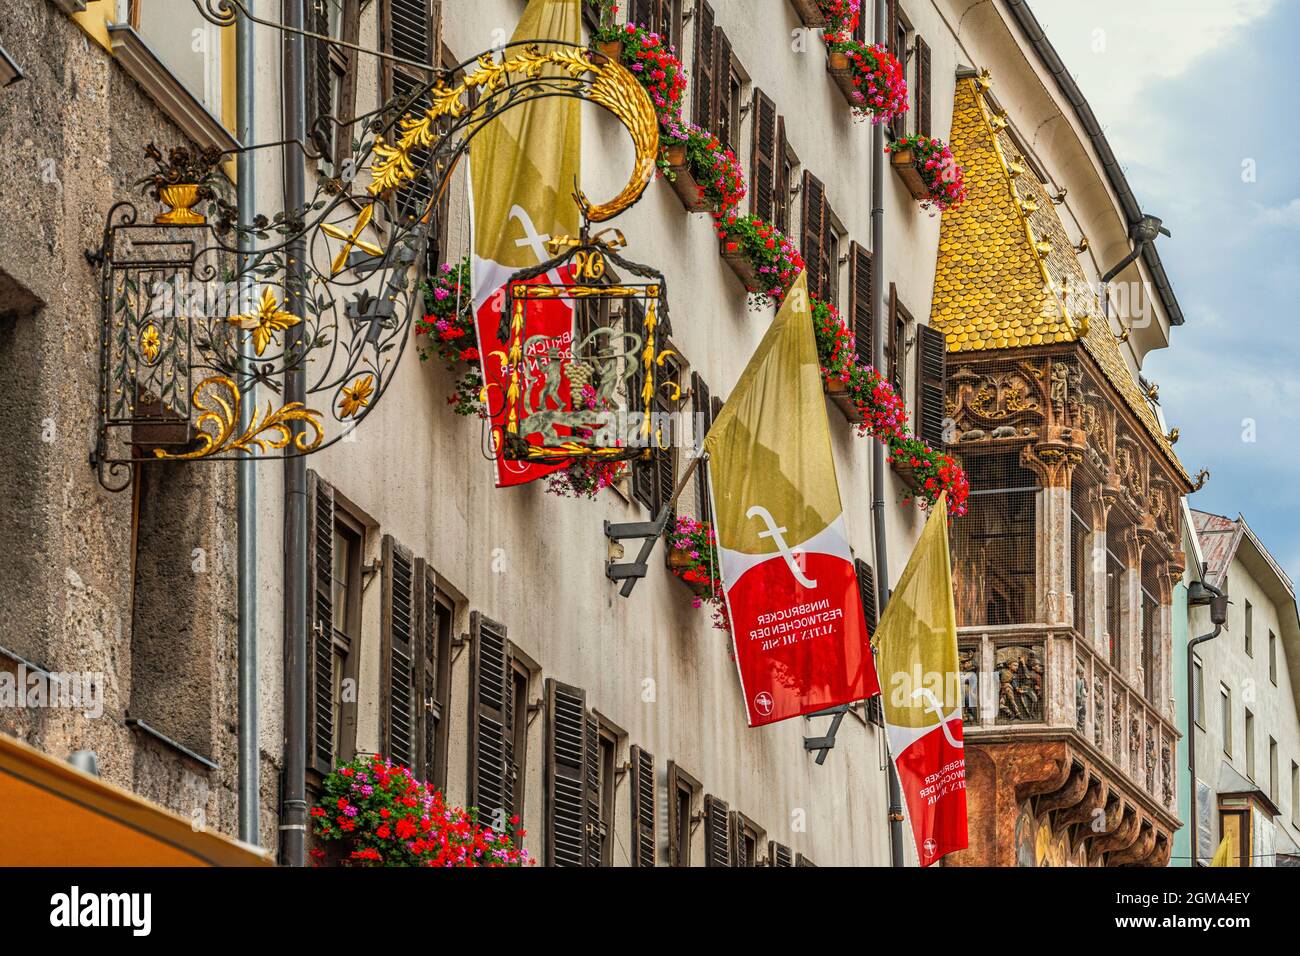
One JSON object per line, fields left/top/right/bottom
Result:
{"left": 507, "top": 649, "right": 537, "bottom": 819}
{"left": 732, "top": 812, "right": 762, "bottom": 867}
{"left": 1245, "top": 708, "right": 1255, "bottom": 780}
{"left": 1269, "top": 630, "right": 1277, "bottom": 685}
{"left": 1245, "top": 600, "right": 1253, "bottom": 656}
{"left": 1221, "top": 684, "right": 1232, "bottom": 756}
{"left": 416, "top": 566, "right": 453, "bottom": 789}
{"left": 1292, "top": 761, "right": 1299, "bottom": 827}
{"left": 800, "top": 172, "right": 840, "bottom": 306}
{"left": 886, "top": 284, "right": 910, "bottom": 400}
{"left": 329, "top": 509, "right": 364, "bottom": 765}
{"left": 595, "top": 724, "right": 618, "bottom": 866}
{"left": 626, "top": 0, "right": 684, "bottom": 49}
{"left": 667, "top": 762, "right": 699, "bottom": 866}
{"left": 131, "top": 0, "right": 227, "bottom": 116}
{"left": 1269, "top": 737, "right": 1278, "bottom": 803}
{"left": 1106, "top": 550, "right": 1123, "bottom": 669}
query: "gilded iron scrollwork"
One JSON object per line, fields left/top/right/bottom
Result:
{"left": 91, "top": 9, "right": 660, "bottom": 490}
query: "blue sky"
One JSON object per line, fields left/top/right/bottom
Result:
{"left": 1032, "top": 0, "right": 1300, "bottom": 585}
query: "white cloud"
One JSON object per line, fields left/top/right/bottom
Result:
{"left": 1258, "top": 197, "right": 1300, "bottom": 228}
{"left": 1029, "top": 0, "right": 1277, "bottom": 156}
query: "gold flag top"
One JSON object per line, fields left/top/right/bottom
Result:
{"left": 703, "top": 274, "right": 843, "bottom": 554}
{"left": 872, "top": 493, "right": 961, "bottom": 730}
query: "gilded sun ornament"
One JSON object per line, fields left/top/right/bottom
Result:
{"left": 338, "top": 375, "right": 376, "bottom": 419}
{"left": 139, "top": 323, "right": 161, "bottom": 365}
{"left": 228, "top": 287, "right": 301, "bottom": 356}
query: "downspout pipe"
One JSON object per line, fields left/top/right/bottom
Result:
{"left": 1186, "top": 581, "right": 1228, "bottom": 865}
{"left": 1100, "top": 215, "right": 1169, "bottom": 324}
{"left": 870, "top": 0, "right": 905, "bottom": 869}
{"left": 280, "top": 0, "right": 310, "bottom": 868}
{"left": 235, "top": 0, "right": 260, "bottom": 850}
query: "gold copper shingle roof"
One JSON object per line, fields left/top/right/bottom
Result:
{"left": 929, "top": 75, "right": 1189, "bottom": 484}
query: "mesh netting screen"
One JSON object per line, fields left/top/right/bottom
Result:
{"left": 951, "top": 452, "right": 1037, "bottom": 628}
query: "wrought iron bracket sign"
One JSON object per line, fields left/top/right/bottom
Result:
{"left": 496, "top": 235, "right": 673, "bottom": 465}
{"left": 88, "top": 0, "right": 661, "bottom": 490}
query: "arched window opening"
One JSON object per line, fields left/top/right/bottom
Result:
{"left": 951, "top": 453, "right": 1037, "bottom": 627}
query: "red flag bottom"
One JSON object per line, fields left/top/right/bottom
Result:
{"left": 893, "top": 718, "right": 968, "bottom": 866}
{"left": 726, "top": 552, "right": 878, "bottom": 727}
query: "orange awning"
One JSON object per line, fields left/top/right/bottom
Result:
{"left": 0, "top": 733, "right": 273, "bottom": 866}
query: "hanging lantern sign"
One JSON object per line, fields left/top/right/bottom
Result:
{"left": 495, "top": 233, "right": 674, "bottom": 465}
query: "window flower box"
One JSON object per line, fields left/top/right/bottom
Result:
{"left": 822, "top": 41, "right": 907, "bottom": 124}
{"left": 823, "top": 377, "right": 865, "bottom": 425}
{"left": 668, "top": 545, "right": 714, "bottom": 600}
{"left": 720, "top": 244, "right": 761, "bottom": 290}
{"left": 662, "top": 143, "right": 711, "bottom": 213}
{"left": 826, "top": 50, "right": 859, "bottom": 108}
{"left": 789, "top": 0, "right": 829, "bottom": 28}
{"left": 890, "top": 147, "right": 930, "bottom": 202}
{"left": 595, "top": 39, "right": 624, "bottom": 61}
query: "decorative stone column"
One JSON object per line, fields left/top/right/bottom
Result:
{"left": 1021, "top": 441, "right": 1079, "bottom": 626}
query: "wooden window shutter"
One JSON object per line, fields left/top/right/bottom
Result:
{"left": 382, "top": 1, "right": 440, "bottom": 223}
{"left": 545, "top": 678, "right": 588, "bottom": 867}
{"left": 414, "top": 559, "right": 449, "bottom": 787}
{"left": 796, "top": 852, "right": 817, "bottom": 867}
{"left": 750, "top": 89, "right": 777, "bottom": 221}
{"left": 307, "top": 0, "right": 334, "bottom": 158}
{"left": 774, "top": 118, "right": 790, "bottom": 233}
{"left": 821, "top": 196, "right": 838, "bottom": 306}
{"left": 691, "top": 371, "right": 713, "bottom": 525}
{"left": 849, "top": 242, "right": 874, "bottom": 368}
{"left": 692, "top": 0, "right": 716, "bottom": 131}
{"left": 801, "top": 171, "right": 826, "bottom": 300}
{"left": 630, "top": 745, "right": 656, "bottom": 867}
{"left": 654, "top": 355, "right": 680, "bottom": 523}
{"left": 584, "top": 711, "right": 603, "bottom": 867}
{"left": 729, "top": 812, "right": 747, "bottom": 866}
{"left": 887, "top": 0, "right": 900, "bottom": 58}
{"left": 380, "top": 535, "right": 417, "bottom": 768}
{"left": 916, "top": 35, "right": 932, "bottom": 135}
{"left": 627, "top": 0, "right": 651, "bottom": 25}
{"left": 306, "top": 472, "right": 336, "bottom": 775}
{"left": 915, "top": 323, "right": 948, "bottom": 448}
{"left": 768, "top": 841, "right": 794, "bottom": 867}
{"left": 886, "top": 282, "right": 901, "bottom": 396}
{"left": 469, "top": 612, "right": 514, "bottom": 826}
{"left": 704, "top": 794, "right": 732, "bottom": 866}
{"left": 712, "top": 28, "right": 734, "bottom": 148}
{"left": 855, "top": 558, "right": 879, "bottom": 633}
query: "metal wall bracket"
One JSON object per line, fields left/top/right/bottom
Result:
{"left": 803, "top": 704, "right": 850, "bottom": 765}
{"left": 604, "top": 508, "right": 671, "bottom": 597}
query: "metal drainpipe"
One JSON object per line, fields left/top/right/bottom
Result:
{"left": 236, "top": 2, "right": 260, "bottom": 848}
{"left": 280, "top": 0, "right": 309, "bottom": 868}
{"left": 1186, "top": 581, "right": 1226, "bottom": 866}
{"left": 870, "top": 0, "right": 905, "bottom": 869}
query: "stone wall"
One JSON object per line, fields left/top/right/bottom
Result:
{"left": 0, "top": 0, "right": 276, "bottom": 852}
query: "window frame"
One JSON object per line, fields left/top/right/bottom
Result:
{"left": 666, "top": 761, "right": 701, "bottom": 866}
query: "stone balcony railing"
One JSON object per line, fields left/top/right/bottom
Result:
{"left": 958, "top": 623, "right": 1179, "bottom": 816}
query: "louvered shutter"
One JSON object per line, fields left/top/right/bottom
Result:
{"left": 653, "top": 0, "right": 676, "bottom": 43}
{"left": 307, "top": 0, "right": 334, "bottom": 158}
{"left": 414, "top": 559, "right": 447, "bottom": 787}
{"left": 886, "top": 282, "right": 902, "bottom": 396}
{"left": 630, "top": 745, "right": 656, "bottom": 867}
{"left": 774, "top": 118, "right": 790, "bottom": 233}
{"left": 713, "top": 28, "right": 734, "bottom": 148}
{"left": 383, "top": 1, "right": 439, "bottom": 223}
{"left": 750, "top": 89, "right": 777, "bottom": 221}
{"left": 887, "top": 0, "right": 900, "bottom": 57}
{"left": 849, "top": 242, "right": 874, "bottom": 368}
{"left": 692, "top": 1, "right": 716, "bottom": 131}
{"left": 380, "top": 535, "right": 417, "bottom": 769}
{"left": 627, "top": 300, "right": 656, "bottom": 512}
{"left": 545, "top": 678, "right": 589, "bottom": 867}
{"left": 916, "top": 35, "right": 932, "bottom": 135}
{"left": 691, "top": 372, "right": 713, "bottom": 525}
{"left": 730, "top": 812, "right": 748, "bottom": 866}
{"left": 469, "top": 612, "right": 514, "bottom": 828}
{"left": 769, "top": 842, "right": 794, "bottom": 867}
{"left": 801, "top": 172, "right": 827, "bottom": 300}
{"left": 915, "top": 323, "right": 948, "bottom": 448}
{"left": 306, "top": 472, "right": 335, "bottom": 775}
{"left": 584, "top": 712, "right": 603, "bottom": 867}
{"left": 627, "top": 0, "right": 651, "bottom": 25}
{"left": 654, "top": 354, "right": 680, "bottom": 523}
{"left": 855, "top": 558, "right": 879, "bottom": 634}
{"left": 704, "top": 795, "right": 731, "bottom": 866}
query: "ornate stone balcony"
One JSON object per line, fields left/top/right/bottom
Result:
{"left": 956, "top": 623, "right": 1180, "bottom": 866}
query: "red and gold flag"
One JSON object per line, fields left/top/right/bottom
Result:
{"left": 703, "top": 274, "right": 878, "bottom": 726}
{"left": 470, "top": 0, "right": 582, "bottom": 486}
{"left": 874, "top": 493, "right": 969, "bottom": 865}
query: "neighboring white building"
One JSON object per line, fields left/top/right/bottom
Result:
{"left": 1188, "top": 510, "right": 1300, "bottom": 866}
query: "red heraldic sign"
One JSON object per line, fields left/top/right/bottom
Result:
{"left": 703, "top": 275, "right": 879, "bottom": 727}
{"left": 875, "top": 493, "right": 969, "bottom": 865}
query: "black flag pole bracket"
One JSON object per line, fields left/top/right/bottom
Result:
{"left": 604, "top": 455, "right": 701, "bottom": 598}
